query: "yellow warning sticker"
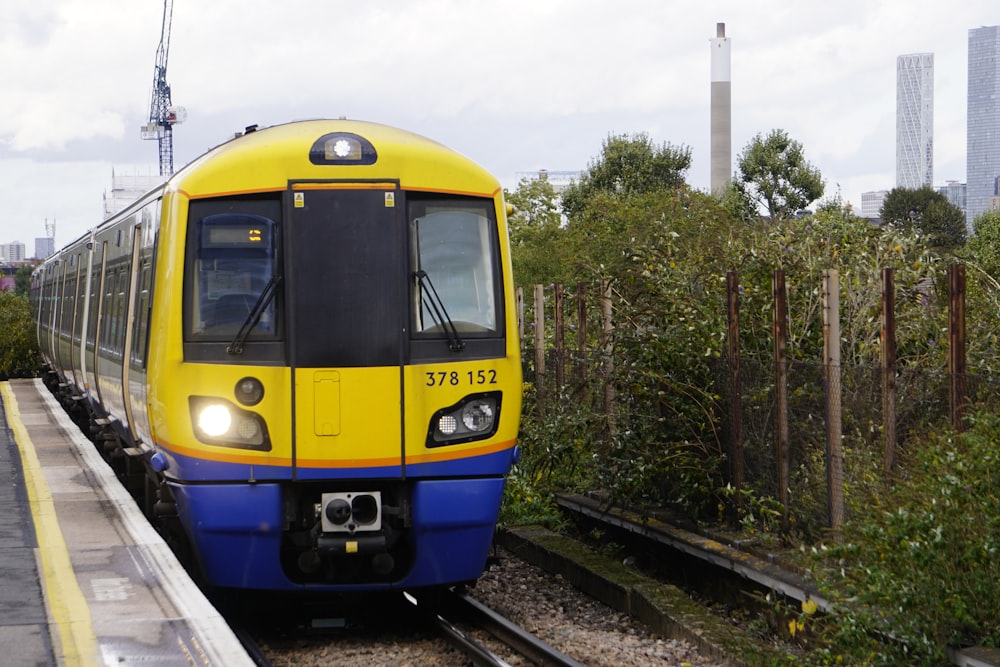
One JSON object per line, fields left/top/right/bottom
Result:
{"left": 294, "top": 192, "right": 305, "bottom": 208}
{"left": 385, "top": 192, "right": 395, "bottom": 207}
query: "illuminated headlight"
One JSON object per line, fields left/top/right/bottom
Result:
{"left": 189, "top": 396, "right": 271, "bottom": 451}
{"left": 427, "top": 392, "right": 502, "bottom": 447}
{"left": 198, "top": 404, "right": 232, "bottom": 436}
{"left": 437, "top": 414, "right": 458, "bottom": 435}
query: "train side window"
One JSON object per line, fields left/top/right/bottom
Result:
{"left": 132, "top": 260, "right": 153, "bottom": 367}
{"left": 110, "top": 269, "right": 127, "bottom": 356}
{"left": 101, "top": 268, "right": 114, "bottom": 355}
{"left": 62, "top": 276, "right": 76, "bottom": 334}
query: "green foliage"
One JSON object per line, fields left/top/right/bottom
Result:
{"left": 507, "top": 127, "right": 1000, "bottom": 662}
{"left": 504, "top": 176, "right": 568, "bottom": 286}
{"left": 879, "top": 186, "right": 967, "bottom": 250}
{"left": 0, "top": 290, "right": 39, "bottom": 379}
{"left": 560, "top": 132, "right": 692, "bottom": 219}
{"left": 966, "top": 210, "right": 1000, "bottom": 282}
{"left": 14, "top": 264, "right": 35, "bottom": 297}
{"left": 809, "top": 413, "right": 1000, "bottom": 665}
{"left": 718, "top": 178, "right": 759, "bottom": 224}
{"left": 516, "top": 193, "right": 961, "bottom": 531}
{"left": 500, "top": 385, "right": 601, "bottom": 528}
{"left": 736, "top": 129, "right": 824, "bottom": 221}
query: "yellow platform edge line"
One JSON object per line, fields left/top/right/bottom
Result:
{"left": 1, "top": 382, "right": 99, "bottom": 667}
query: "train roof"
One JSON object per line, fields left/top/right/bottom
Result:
{"left": 169, "top": 119, "right": 501, "bottom": 200}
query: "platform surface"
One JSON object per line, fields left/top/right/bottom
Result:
{"left": 0, "top": 379, "right": 253, "bottom": 666}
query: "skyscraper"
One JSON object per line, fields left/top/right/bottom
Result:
{"left": 967, "top": 25, "right": 1000, "bottom": 229}
{"left": 896, "top": 53, "right": 934, "bottom": 190}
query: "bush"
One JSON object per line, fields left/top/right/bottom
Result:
{"left": 810, "top": 412, "right": 1000, "bottom": 664}
{"left": 0, "top": 290, "right": 39, "bottom": 379}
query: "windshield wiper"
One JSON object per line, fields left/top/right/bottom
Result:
{"left": 227, "top": 274, "right": 282, "bottom": 355}
{"left": 414, "top": 270, "right": 464, "bottom": 352}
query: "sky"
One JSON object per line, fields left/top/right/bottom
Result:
{"left": 2, "top": 0, "right": 998, "bottom": 250}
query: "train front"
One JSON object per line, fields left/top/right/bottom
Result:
{"left": 147, "top": 120, "right": 522, "bottom": 591}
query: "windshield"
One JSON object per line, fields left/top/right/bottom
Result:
{"left": 187, "top": 212, "right": 279, "bottom": 340}
{"left": 410, "top": 206, "right": 499, "bottom": 336}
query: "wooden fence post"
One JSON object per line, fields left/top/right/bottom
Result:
{"left": 534, "top": 284, "right": 546, "bottom": 414}
{"left": 773, "top": 269, "right": 790, "bottom": 532}
{"left": 948, "top": 264, "right": 967, "bottom": 432}
{"left": 726, "top": 271, "right": 744, "bottom": 514}
{"left": 823, "top": 270, "right": 844, "bottom": 532}
{"left": 554, "top": 283, "right": 565, "bottom": 390}
{"left": 600, "top": 279, "right": 616, "bottom": 435}
{"left": 881, "top": 268, "right": 897, "bottom": 473}
{"left": 576, "top": 282, "right": 587, "bottom": 386}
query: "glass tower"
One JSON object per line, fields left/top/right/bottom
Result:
{"left": 896, "top": 53, "right": 934, "bottom": 190}
{"left": 967, "top": 25, "right": 1000, "bottom": 229}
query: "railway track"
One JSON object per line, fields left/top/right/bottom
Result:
{"left": 235, "top": 586, "right": 589, "bottom": 666}
{"left": 231, "top": 551, "right": 711, "bottom": 666}
{"left": 407, "top": 588, "right": 585, "bottom": 667}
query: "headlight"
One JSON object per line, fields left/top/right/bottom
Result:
{"left": 427, "top": 392, "right": 502, "bottom": 447}
{"left": 234, "top": 376, "right": 265, "bottom": 406}
{"left": 197, "top": 404, "right": 232, "bottom": 436}
{"left": 462, "top": 400, "right": 495, "bottom": 432}
{"left": 190, "top": 396, "right": 271, "bottom": 451}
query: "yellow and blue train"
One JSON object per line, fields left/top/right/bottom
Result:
{"left": 31, "top": 119, "right": 522, "bottom": 591}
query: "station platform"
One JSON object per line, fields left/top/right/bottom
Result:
{"left": 0, "top": 378, "right": 253, "bottom": 666}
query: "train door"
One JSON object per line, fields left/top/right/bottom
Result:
{"left": 285, "top": 183, "right": 405, "bottom": 478}
{"left": 92, "top": 241, "right": 109, "bottom": 408}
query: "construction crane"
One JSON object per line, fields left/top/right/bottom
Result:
{"left": 140, "top": 0, "right": 185, "bottom": 176}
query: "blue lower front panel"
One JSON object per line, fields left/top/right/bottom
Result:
{"left": 169, "top": 482, "right": 289, "bottom": 589}
{"left": 169, "top": 476, "right": 506, "bottom": 591}
{"left": 404, "top": 477, "right": 506, "bottom": 587}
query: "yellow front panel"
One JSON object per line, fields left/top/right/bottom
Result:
{"left": 401, "top": 358, "right": 520, "bottom": 464}
{"left": 312, "top": 371, "right": 341, "bottom": 436}
{"left": 294, "top": 366, "right": 401, "bottom": 468}
{"left": 148, "top": 362, "right": 294, "bottom": 466}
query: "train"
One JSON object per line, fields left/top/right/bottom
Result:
{"left": 30, "top": 119, "right": 522, "bottom": 592}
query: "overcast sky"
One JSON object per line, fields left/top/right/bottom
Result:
{"left": 2, "top": 0, "right": 998, "bottom": 249}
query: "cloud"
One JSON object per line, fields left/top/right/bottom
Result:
{"left": 1, "top": 0, "right": 999, "bottom": 245}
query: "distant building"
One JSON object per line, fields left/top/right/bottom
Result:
{"left": 34, "top": 237, "right": 55, "bottom": 260}
{"left": 937, "top": 180, "right": 967, "bottom": 214}
{"left": 967, "top": 25, "right": 1000, "bottom": 229}
{"left": 861, "top": 190, "right": 889, "bottom": 219}
{"left": 514, "top": 170, "right": 584, "bottom": 196}
{"left": 103, "top": 167, "right": 164, "bottom": 218}
{"left": 896, "top": 53, "right": 934, "bottom": 189}
{"left": 710, "top": 22, "right": 732, "bottom": 195}
{"left": 1, "top": 241, "right": 26, "bottom": 263}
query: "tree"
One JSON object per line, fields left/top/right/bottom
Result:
{"left": 880, "top": 186, "right": 967, "bottom": 249}
{"left": 14, "top": 264, "right": 34, "bottom": 297}
{"left": 967, "top": 210, "right": 1000, "bottom": 281}
{"left": 736, "top": 129, "right": 824, "bottom": 221}
{"left": 717, "top": 178, "right": 758, "bottom": 224}
{"left": 560, "top": 132, "right": 692, "bottom": 219}
{"left": 0, "top": 290, "right": 39, "bottom": 379}
{"left": 505, "top": 176, "right": 567, "bottom": 286}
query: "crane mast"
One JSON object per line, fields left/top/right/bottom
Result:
{"left": 141, "top": 0, "right": 184, "bottom": 176}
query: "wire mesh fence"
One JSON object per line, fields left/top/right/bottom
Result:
{"left": 518, "top": 271, "right": 998, "bottom": 534}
